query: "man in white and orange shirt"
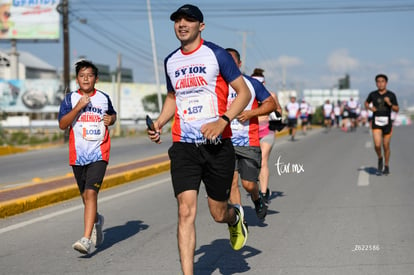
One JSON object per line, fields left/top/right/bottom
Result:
{"left": 225, "top": 48, "right": 276, "bottom": 221}
{"left": 147, "top": 4, "right": 251, "bottom": 274}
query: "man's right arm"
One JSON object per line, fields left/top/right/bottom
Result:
{"left": 147, "top": 92, "right": 176, "bottom": 143}
{"left": 155, "top": 92, "right": 176, "bottom": 129}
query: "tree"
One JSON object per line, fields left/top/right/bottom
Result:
{"left": 141, "top": 93, "right": 166, "bottom": 113}
{"left": 312, "top": 106, "right": 324, "bottom": 125}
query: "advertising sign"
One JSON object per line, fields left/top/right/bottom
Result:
{"left": 0, "top": 79, "right": 61, "bottom": 112}
{"left": 0, "top": 0, "right": 60, "bottom": 40}
{"left": 0, "top": 80, "right": 164, "bottom": 120}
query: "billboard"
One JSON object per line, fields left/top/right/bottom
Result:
{"left": 0, "top": 0, "right": 60, "bottom": 40}
{"left": 95, "top": 82, "right": 164, "bottom": 120}
{"left": 0, "top": 79, "right": 165, "bottom": 119}
{"left": 0, "top": 79, "right": 61, "bottom": 112}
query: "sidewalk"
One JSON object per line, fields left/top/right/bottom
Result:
{"left": 0, "top": 154, "right": 170, "bottom": 218}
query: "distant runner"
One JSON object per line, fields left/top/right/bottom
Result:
{"left": 365, "top": 74, "right": 399, "bottom": 175}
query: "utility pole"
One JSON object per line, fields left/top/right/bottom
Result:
{"left": 61, "top": 0, "right": 70, "bottom": 93}
{"left": 238, "top": 31, "right": 252, "bottom": 74}
{"left": 115, "top": 53, "right": 122, "bottom": 136}
{"left": 57, "top": 0, "right": 70, "bottom": 141}
{"left": 146, "top": 0, "right": 162, "bottom": 112}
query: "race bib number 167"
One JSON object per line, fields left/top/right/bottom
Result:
{"left": 182, "top": 94, "right": 217, "bottom": 122}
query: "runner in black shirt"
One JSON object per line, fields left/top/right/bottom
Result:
{"left": 365, "top": 74, "right": 399, "bottom": 175}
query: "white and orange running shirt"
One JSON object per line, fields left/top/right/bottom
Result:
{"left": 58, "top": 89, "right": 116, "bottom": 166}
{"left": 165, "top": 39, "right": 241, "bottom": 143}
{"left": 227, "top": 75, "right": 271, "bottom": 147}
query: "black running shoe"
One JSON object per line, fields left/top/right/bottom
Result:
{"left": 260, "top": 188, "right": 271, "bottom": 204}
{"left": 383, "top": 166, "right": 390, "bottom": 175}
{"left": 378, "top": 157, "right": 383, "bottom": 173}
{"left": 252, "top": 194, "right": 268, "bottom": 220}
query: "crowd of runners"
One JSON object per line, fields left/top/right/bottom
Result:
{"left": 284, "top": 95, "right": 399, "bottom": 137}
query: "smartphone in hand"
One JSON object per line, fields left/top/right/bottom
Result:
{"left": 146, "top": 115, "right": 155, "bottom": 130}
{"left": 146, "top": 115, "right": 160, "bottom": 142}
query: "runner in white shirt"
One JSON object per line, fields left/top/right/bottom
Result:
{"left": 323, "top": 99, "right": 334, "bottom": 129}
{"left": 346, "top": 97, "right": 359, "bottom": 131}
{"left": 285, "top": 95, "right": 300, "bottom": 141}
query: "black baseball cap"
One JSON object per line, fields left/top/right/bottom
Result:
{"left": 170, "top": 4, "right": 204, "bottom": 22}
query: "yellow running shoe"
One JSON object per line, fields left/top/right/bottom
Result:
{"left": 228, "top": 204, "right": 248, "bottom": 250}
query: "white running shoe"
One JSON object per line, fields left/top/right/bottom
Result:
{"left": 91, "top": 213, "right": 104, "bottom": 247}
{"left": 72, "top": 237, "right": 91, "bottom": 254}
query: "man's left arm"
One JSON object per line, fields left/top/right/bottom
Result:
{"left": 104, "top": 113, "right": 117, "bottom": 126}
{"left": 391, "top": 94, "right": 399, "bottom": 112}
{"left": 385, "top": 94, "right": 399, "bottom": 113}
{"left": 237, "top": 96, "right": 276, "bottom": 123}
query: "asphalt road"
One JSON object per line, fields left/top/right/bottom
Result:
{"left": 1, "top": 125, "right": 413, "bottom": 274}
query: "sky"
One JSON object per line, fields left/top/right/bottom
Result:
{"left": 3, "top": 0, "right": 414, "bottom": 107}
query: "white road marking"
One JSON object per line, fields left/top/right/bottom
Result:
{"left": 365, "top": 141, "right": 372, "bottom": 148}
{"left": 358, "top": 166, "right": 370, "bottom": 186}
{"left": 0, "top": 178, "right": 170, "bottom": 235}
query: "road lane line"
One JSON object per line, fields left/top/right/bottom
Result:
{"left": 365, "top": 141, "right": 372, "bottom": 148}
{"left": 358, "top": 166, "right": 370, "bottom": 186}
{"left": 0, "top": 177, "right": 170, "bottom": 235}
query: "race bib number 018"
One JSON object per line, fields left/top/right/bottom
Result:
{"left": 82, "top": 121, "right": 106, "bottom": 141}
{"left": 182, "top": 94, "right": 217, "bottom": 122}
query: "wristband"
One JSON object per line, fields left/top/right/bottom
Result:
{"left": 220, "top": 115, "right": 231, "bottom": 124}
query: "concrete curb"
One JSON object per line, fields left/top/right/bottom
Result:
{"left": 0, "top": 146, "right": 28, "bottom": 156}
{"left": 0, "top": 160, "right": 170, "bottom": 218}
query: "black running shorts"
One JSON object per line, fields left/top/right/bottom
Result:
{"left": 349, "top": 112, "right": 358, "bottom": 119}
{"left": 72, "top": 161, "right": 107, "bottom": 194}
{"left": 372, "top": 123, "right": 392, "bottom": 135}
{"left": 287, "top": 118, "right": 297, "bottom": 128}
{"left": 168, "top": 139, "right": 235, "bottom": 201}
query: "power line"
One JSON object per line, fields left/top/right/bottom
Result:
{"left": 63, "top": 0, "right": 414, "bottom": 84}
